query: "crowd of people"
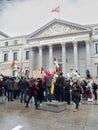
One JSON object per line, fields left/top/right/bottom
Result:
{"left": 0, "top": 72, "right": 98, "bottom": 112}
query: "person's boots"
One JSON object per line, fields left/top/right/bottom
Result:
{"left": 73, "top": 108, "right": 78, "bottom": 112}
{"left": 26, "top": 104, "right": 28, "bottom": 108}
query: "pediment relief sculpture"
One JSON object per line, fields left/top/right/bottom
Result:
{"left": 32, "top": 23, "right": 86, "bottom": 38}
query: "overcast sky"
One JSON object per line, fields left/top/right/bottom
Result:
{"left": 0, "top": 0, "right": 98, "bottom": 36}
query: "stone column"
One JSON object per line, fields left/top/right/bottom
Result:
{"left": 61, "top": 43, "right": 66, "bottom": 75}
{"left": 29, "top": 47, "right": 34, "bottom": 78}
{"left": 20, "top": 47, "right": 24, "bottom": 69}
{"left": 73, "top": 41, "right": 78, "bottom": 71}
{"left": 0, "top": 51, "right": 3, "bottom": 62}
{"left": 49, "top": 44, "right": 53, "bottom": 72}
{"left": 9, "top": 49, "right": 13, "bottom": 76}
{"left": 19, "top": 48, "right": 22, "bottom": 68}
{"left": 0, "top": 51, "right": 3, "bottom": 73}
{"left": 39, "top": 46, "right": 43, "bottom": 69}
{"left": 9, "top": 49, "right": 12, "bottom": 62}
{"left": 86, "top": 41, "right": 90, "bottom": 70}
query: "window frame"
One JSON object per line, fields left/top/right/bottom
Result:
{"left": 26, "top": 51, "right": 29, "bottom": 60}
{"left": 97, "top": 66, "right": 98, "bottom": 77}
{"left": 13, "top": 52, "right": 17, "bottom": 61}
{"left": 96, "top": 43, "right": 98, "bottom": 53}
{"left": 4, "top": 53, "right": 8, "bottom": 61}
{"left": 95, "top": 28, "right": 98, "bottom": 35}
{"left": 14, "top": 40, "right": 18, "bottom": 45}
{"left": 5, "top": 42, "right": 8, "bottom": 46}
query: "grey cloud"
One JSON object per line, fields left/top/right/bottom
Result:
{"left": 0, "top": 0, "right": 28, "bottom": 13}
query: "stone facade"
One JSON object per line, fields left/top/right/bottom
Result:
{"left": 0, "top": 19, "right": 98, "bottom": 78}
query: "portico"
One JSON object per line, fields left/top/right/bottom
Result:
{"left": 29, "top": 39, "right": 91, "bottom": 78}
{"left": 27, "top": 19, "right": 92, "bottom": 78}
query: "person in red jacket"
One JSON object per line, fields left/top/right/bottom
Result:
{"left": 26, "top": 78, "right": 39, "bottom": 109}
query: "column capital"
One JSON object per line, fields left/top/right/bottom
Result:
{"left": 48, "top": 44, "right": 53, "bottom": 47}
{"left": 38, "top": 45, "right": 42, "bottom": 48}
{"left": 29, "top": 47, "right": 33, "bottom": 51}
{"left": 85, "top": 40, "right": 90, "bottom": 45}
{"left": 61, "top": 42, "right": 66, "bottom": 46}
{"left": 73, "top": 41, "right": 78, "bottom": 45}
{"left": 85, "top": 40, "right": 89, "bottom": 42}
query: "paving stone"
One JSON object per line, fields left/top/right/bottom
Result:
{"left": 0, "top": 99, "right": 98, "bottom": 130}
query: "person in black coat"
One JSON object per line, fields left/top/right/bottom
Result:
{"left": 20, "top": 78, "right": 29, "bottom": 103}
{"left": 26, "top": 78, "right": 39, "bottom": 109}
{"left": 65, "top": 79, "right": 71, "bottom": 104}
{"left": 92, "top": 81, "right": 98, "bottom": 100}
{"left": 71, "top": 80, "right": 82, "bottom": 112}
{"left": 55, "top": 72, "right": 65, "bottom": 102}
{"left": 5, "top": 77, "right": 13, "bottom": 101}
{"left": 44, "top": 75, "right": 53, "bottom": 102}
{"left": 37, "top": 78, "right": 44, "bottom": 104}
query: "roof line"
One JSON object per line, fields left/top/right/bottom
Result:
{"left": 0, "top": 31, "right": 10, "bottom": 38}
{"left": 28, "top": 18, "right": 91, "bottom": 38}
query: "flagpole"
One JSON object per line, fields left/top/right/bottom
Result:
{"left": 58, "top": 0, "right": 60, "bottom": 19}
{"left": 58, "top": 8, "right": 60, "bottom": 19}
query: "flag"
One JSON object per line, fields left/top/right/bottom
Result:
{"left": 18, "top": 68, "right": 24, "bottom": 77}
{"left": 72, "top": 72, "right": 80, "bottom": 79}
{"left": 51, "top": 6, "right": 60, "bottom": 12}
{"left": 10, "top": 61, "right": 17, "bottom": 70}
{"left": 53, "top": 57, "right": 61, "bottom": 74}
{"left": 69, "top": 69, "right": 80, "bottom": 79}
{"left": 53, "top": 57, "right": 59, "bottom": 70}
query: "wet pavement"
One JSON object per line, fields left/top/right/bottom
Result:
{"left": 0, "top": 98, "right": 98, "bottom": 130}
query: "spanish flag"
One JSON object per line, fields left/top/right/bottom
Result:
{"left": 51, "top": 6, "right": 60, "bottom": 12}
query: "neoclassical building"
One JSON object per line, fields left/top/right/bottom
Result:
{"left": 0, "top": 19, "right": 98, "bottom": 78}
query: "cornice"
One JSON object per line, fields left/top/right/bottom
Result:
{"left": 28, "top": 30, "right": 91, "bottom": 41}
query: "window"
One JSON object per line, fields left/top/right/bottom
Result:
{"left": 95, "top": 28, "right": 98, "bottom": 35}
{"left": 5, "top": 42, "right": 8, "bottom": 46}
{"left": 14, "top": 40, "right": 18, "bottom": 45}
{"left": 97, "top": 66, "right": 98, "bottom": 77}
{"left": 26, "top": 40, "right": 29, "bottom": 44}
{"left": 13, "top": 52, "right": 17, "bottom": 61}
{"left": 26, "top": 51, "right": 29, "bottom": 59}
{"left": 4, "top": 53, "right": 8, "bottom": 61}
{"left": 96, "top": 44, "right": 98, "bottom": 53}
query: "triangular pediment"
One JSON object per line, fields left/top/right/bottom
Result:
{"left": 29, "top": 19, "right": 90, "bottom": 38}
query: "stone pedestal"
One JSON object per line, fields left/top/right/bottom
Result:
{"left": 0, "top": 96, "right": 6, "bottom": 104}
{"left": 39, "top": 101, "right": 66, "bottom": 112}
